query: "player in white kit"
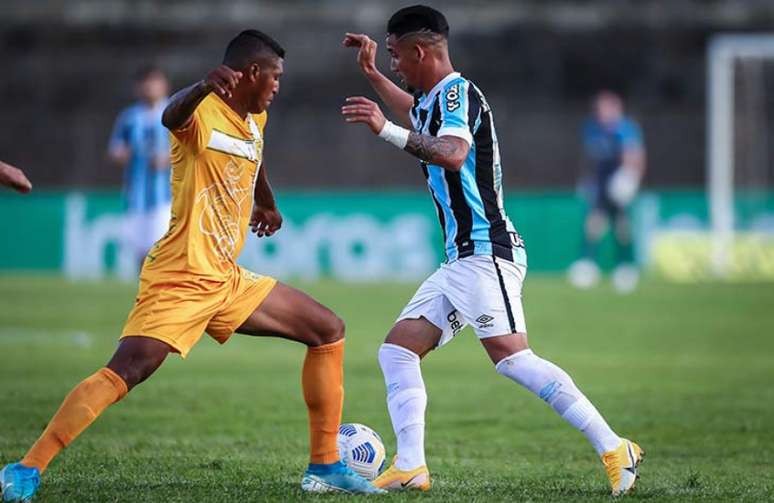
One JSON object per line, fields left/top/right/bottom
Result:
{"left": 342, "top": 5, "right": 644, "bottom": 496}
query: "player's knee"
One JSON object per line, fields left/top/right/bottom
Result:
{"left": 314, "top": 312, "right": 345, "bottom": 346}
{"left": 106, "top": 338, "right": 169, "bottom": 390}
{"left": 109, "top": 363, "right": 152, "bottom": 391}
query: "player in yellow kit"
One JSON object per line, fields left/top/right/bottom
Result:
{"left": 0, "top": 30, "right": 382, "bottom": 501}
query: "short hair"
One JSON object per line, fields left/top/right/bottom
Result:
{"left": 223, "top": 29, "right": 285, "bottom": 69}
{"left": 387, "top": 5, "right": 449, "bottom": 39}
{"left": 135, "top": 64, "right": 165, "bottom": 82}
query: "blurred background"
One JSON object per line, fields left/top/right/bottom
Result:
{"left": 1, "top": 0, "right": 773, "bottom": 282}
{"left": 2, "top": 4, "right": 774, "bottom": 500}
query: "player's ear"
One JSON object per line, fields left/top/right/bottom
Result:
{"left": 248, "top": 63, "right": 261, "bottom": 82}
{"left": 412, "top": 43, "right": 424, "bottom": 62}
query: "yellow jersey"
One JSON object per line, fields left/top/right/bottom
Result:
{"left": 144, "top": 93, "right": 267, "bottom": 281}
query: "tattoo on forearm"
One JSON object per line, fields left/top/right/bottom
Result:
{"left": 404, "top": 132, "right": 462, "bottom": 165}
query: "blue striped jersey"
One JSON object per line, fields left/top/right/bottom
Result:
{"left": 410, "top": 72, "right": 523, "bottom": 263}
{"left": 109, "top": 101, "right": 171, "bottom": 212}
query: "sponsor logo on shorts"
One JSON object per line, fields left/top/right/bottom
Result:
{"left": 476, "top": 314, "right": 494, "bottom": 328}
{"left": 447, "top": 310, "right": 463, "bottom": 336}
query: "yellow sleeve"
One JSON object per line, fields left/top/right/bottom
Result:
{"left": 170, "top": 99, "right": 211, "bottom": 152}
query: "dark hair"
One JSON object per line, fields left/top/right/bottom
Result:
{"left": 223, "top": 29, "right": 285, "bottom": 69}
{"left": 387, "top": 5, "right": 449, "bottom": 39}
{"left": 135, "top": 64, "right": 165, "bottom": 82}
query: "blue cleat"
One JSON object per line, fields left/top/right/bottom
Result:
{"left": 1, "top": 463, "right": 40, "bottom": 502}
{"left": 301, "top": 460, "right": 385, "bottom": 494}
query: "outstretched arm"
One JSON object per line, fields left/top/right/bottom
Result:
{"left": 342, "top": 96, "right": 469, "bottom": 171}
{"left": 161, "top": 65, "right": 242, "bottom": 131}
{"left": 343, "top": 33, "right": 414, "bottom": 128}
{"left": 250, "top": 163, "right": 282, "bottom": 238}
{"left": 0, "top": 160, "right": 32, "bottom": 193}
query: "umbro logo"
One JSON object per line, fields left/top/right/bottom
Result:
{"left": 476, "top": 314, "right": 494, "bottom": 328}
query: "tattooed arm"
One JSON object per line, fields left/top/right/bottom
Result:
{"left": 342, "top": 96, "right": 469, "bottom": 172}
{"left": 404, "top": 132, "right": 469, "bottom": 172}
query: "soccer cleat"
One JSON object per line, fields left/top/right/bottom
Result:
{"left": 372, "top": 457, "right": 431, "bottom": 491}
{"left": 1, "top": 463, "right": 40, "bottom": 502}
{"left": 301, "top": 460, "right": 385, "bottom": 494}
{"left": 601, "top": 439, "right": 644, "bottom": 496}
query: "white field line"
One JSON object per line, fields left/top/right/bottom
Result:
{"left": 0, "top": 328, "right": 93, "bottom": 348}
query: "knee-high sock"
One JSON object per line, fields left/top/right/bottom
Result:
{"left": 496, "top": 349, "right": 621, "bottom": 455}
{"left": 302, "top": 339, "right": 344, "bottom": 464}
{"left": 21, "top": 367, "right": 128, "bottom": 473}
{"left": 378, "top": 343, "right": 427, "bottom": 470}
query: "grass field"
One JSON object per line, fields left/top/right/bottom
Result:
{"left": 1, "top": 275, "right": 773, "bottom": 502}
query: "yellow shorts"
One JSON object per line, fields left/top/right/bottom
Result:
{"left": 121, "top": 266, "right": 277, "bottom": 358}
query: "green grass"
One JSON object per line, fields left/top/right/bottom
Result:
{"left": 1, "top": 275, "right": 773, "bottom": 502}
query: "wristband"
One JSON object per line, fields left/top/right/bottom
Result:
{"left": 378, "top": 120, "right": 410, "bottom": 149}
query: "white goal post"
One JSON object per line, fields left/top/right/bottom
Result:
{"left": 707, "top": 34, "right": 774, "bottom": 276}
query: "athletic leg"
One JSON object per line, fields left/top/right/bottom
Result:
{"left": 1, "top": 337, "right": 171, "bottom": 502}
{"left": 483, "top": 332, "right": 643, "bottom": 495}
{"left": 482, "top": 333, "right": 622, "bottom": 455}
{"left": 372, "top": 268, "right": 453, "bottom": 491}
{"left": 381, "top": 318, "right": 441, "bottom": 466}
{"left": 611, "top": 209, "right": 640, "bottom": 293}
{"left": 234, "top": 282, "right": 381, "bottom": 494}
{"left": 582, "top": 208, "right": 608, "bottom": 261}
{"left": 20, "top": 337, "right": 170, "bottom": 473}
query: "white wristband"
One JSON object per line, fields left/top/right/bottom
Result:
{"left": 378, "top": 120, "right": 410, "bottom": 149}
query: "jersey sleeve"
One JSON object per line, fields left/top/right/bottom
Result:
{"left": 108, "top": 109, "right": 131, "bottom": 153}
{"left": 437, "top": 79, "right": 474, "bottom": 145}
{"left": 169, "top": 100, "right": 210, "bottom": 152}
{"left": 621, "top": 120, "right": 644, "bottom": 150}
{"left": 154, "top": 116, "right": 170, "bottom": 159}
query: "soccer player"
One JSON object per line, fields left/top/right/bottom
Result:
{"left": 108, "top": 66, "right": 173, "bottom": 267}
{"left": 568, "top": 91, "right": 646, "bottom": 293}
{"left": 342, "top": 5, "right": 643, "bottom": 496}
{"left": 0, "top": 160, "right": 32, "bottom": 193}
{"left": 0, "top": 30, "right": 382, "bottom": 501}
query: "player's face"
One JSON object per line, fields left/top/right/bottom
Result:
{"left": 251, "top": 59, "right": 283, "bottom": 113}
{"left": 386, "top": 34, "right": 420, "bottom": 89}
{"left": 138, "top": 73, "right": 169, "bottom": 104}
{"left": 594, "top": 94, "right": 623, "bottom": 126}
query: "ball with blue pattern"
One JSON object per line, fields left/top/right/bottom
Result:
{"left": 336, "top": 423, "right": 387, "bottom": 480}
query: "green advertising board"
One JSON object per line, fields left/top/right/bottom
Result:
{"left": 1, "top": 190, "right": 773, "bottom": 281}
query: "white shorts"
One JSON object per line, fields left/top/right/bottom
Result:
{"left": 397, "top": 252, "right": 528, "bottom": 348}
{"left": 124, "top": 203, "right": 171, "bottom": 258}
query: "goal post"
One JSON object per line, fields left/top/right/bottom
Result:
{"left": 707, "top": 34, "right": 774, "bottom": 277}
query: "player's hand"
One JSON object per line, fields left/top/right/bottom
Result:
{"left": 342, "top": 96, "right": 387, "bottom": 135}
{"left": 202, "top": 65, "right": 243, "bottom": 99}
{"left": 0, "top": 161, "right": 32, "bottom": 193}
{"left": 250, "top": 205, "right": 282, "bottom": 238}
{"left": 108, "top": 145, "right": 131, "bottom": 166}
{"left": 343, "top": 33, "right": 378, "bottom": 77}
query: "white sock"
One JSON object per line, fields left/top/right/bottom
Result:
{"left": 378, "top": 343, "right": 427, "bottom": 470}
{"left": 495, "top": 349, "right": 621, "bottom": 455}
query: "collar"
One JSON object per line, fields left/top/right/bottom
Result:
{"left": 422, "top": 71, "right": 461, "bottom": 103}
{"left": 211, "top": 93, "right": 258, "bottom": 138}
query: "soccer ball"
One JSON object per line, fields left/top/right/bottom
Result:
{"left": 336, "top": 423, "right": 386, "bottom": 480}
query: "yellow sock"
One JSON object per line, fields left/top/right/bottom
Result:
{"left": 302, "top": 339, "right": 344, "bottom": 464}
{"left": 21, "top": 367, "right": 128, "bottom": 473}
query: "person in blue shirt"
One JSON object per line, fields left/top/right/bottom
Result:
{"left": 570, "top": 90, "right": 646, "bottom": 292}
{"left": 108, "top": 66, "right": 172, "bottom": 266}
{"left": 342, "top": 6, "right": 643, "bottom": 496}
